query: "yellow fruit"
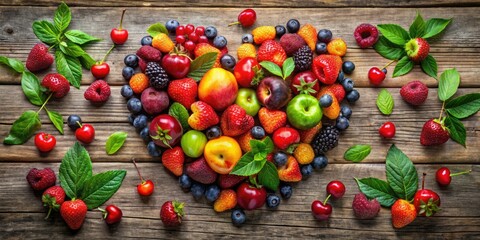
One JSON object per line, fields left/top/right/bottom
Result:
{"left": 293, "top": 143, "right": 315, "bottom": 164}
{"left": 297, "top": 24, "right": 317, "bottom": 51}
{"left": 237, "top": 43, "right": 257, "bottom": 60}
{"left": 252, "top": 26, "right": 276, "bottom": 45}
{"left": 152, "top": 33, "right": 174, "bottom": 53}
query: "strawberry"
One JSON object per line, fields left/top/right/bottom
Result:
{"left": 186, "top": 157, "right": 218, "bottom": 184}
{"left": 312, "top": 55, "right": 342, "bottom": 85}
{"left": 405, "top": 38, "right": 430, "bottom": 63}
{"left": 391, "top": 199, "right": 417, "bottom": 229}
{"left": 293, "top": 143, "right": 315, "bottom": 165}
{"left": 299, "top": 122, "right": 322, "bottom": 144}
{"left": 41, "top": 73, "right": 70, "bottom": 99}
{"left": 236, "top": 131, "right": 255, "bottom": 153}
{"left": 26, "top": 43, "right": 54, "bottom": 72}
{"left": 237, "top": 43, "right": 257, "bottom": 60}
{"left": 400, "top": 80, "right": 429, "bottom": 106}
{"left": 188, "top": 101, "right": 219, "bottom": 131}
{"left": 420, "top": 118, "right": 450, "bottom": 146}
{"left": 160, "top": 200, "right": 184, "bottom": 227}
{"left": 136, "top": 45, "right": 162, "bottom": 62}
{"left": 220, "top": 104, "right": 255, "bottom": 137}
{"left": 258, "top": 107, "right": 287, "bottom": 134}
{"left": 218, "top": 174, "right": 246, "bottom": 189}
{"left": 167, "top": 78, "right": 198, "bottom": 110}
{"left": 161, "top": 146, "right": 185, "bottom": 177}
{"left": 60, "top": 199, "right": 88, "bottom": 230}
{"left": 252, "top": 26, "right": 276, "bottom": 45}
{"left": 297, "top": 24, "right": 317, "bottom": 51}
{"left": 26, "top": 168, "right": 56, "bottom": 191}
{"left": 42, "top": 186, "right": 65, "bottom": 219}
{"left": 319, "top": 83, "right": 345, "bottom": 102}
{"left": 277, "top": 155, "right": 302, "bottom": 182}
{"left": 257, "top": 40, "right": 287, "bottom": 67}
{"left": 152, "top": 33, "right": 175, "bottom": 53}
{"left": 194, "top": 43, "right": 221, "bottom": 68}
{"left": 213, "top": 189, "right": 237, "bottom": 212}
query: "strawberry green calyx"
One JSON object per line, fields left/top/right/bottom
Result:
{"left": 151, "top": 125, "right": 173, "bottom": 148}
{"left": 42, "top": 194, "right": 61, "bottom": 219}
{"left": 250, "top": 65, "right": 264, "bottom": 86}
{"left": 405, "top": 38, "right": 430, "bottom": 63}
{"left": 433, "top": 117, "right": 449, "bottom": 132}
{"left": 294, "top": 78, "right": 318, "bottom": 95}
{"left": 173, "top": 200, "right": 185, "bottom": 218}
{"left": 419, "top": 198, "right": 441, "bottom": 217}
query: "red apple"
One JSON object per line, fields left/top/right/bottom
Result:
{"left": 198, "top": 68, "right": 238, "bottom": 111}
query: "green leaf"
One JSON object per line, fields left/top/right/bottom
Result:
{"left": 355, "top": 177, "right": 398, "bottom": 207}
{"left": 59, "top": 40, "right": 86, "bottom": 57}
{"left": 147, "top": 23, "right": 169, "bottom": 37}
{"left": 78, "top": 53, "right": 96, "bottom": 70}
{"left": 32, "top": 20, "right": 59, "bottom": 45}
{"left": 46, "top": 109, "right": 64, "bottom": 134}
{"left": 445, "top": 116, "right": 466, "bottom": 147}
{"left": 263, "top": 137, "right": 274, "bottom": 154}
{"left": 445, "top": 93, "right": 480, "bottom": 119}
{"left": 259, "top": 61, "right": 283, "bottom": 78}
{"left": 55, "top": 50, "right": 82, "bottom": 88}
{"left": 373, "top": 36, "right": 405, "bottom": 60}
{"left": 282, "top": 57, "right": 295, "bottom": 79}
{"left": 65, "top": 30, "right": 101, "bottom": 45}
{"left": 230, "top": 152, "right": 266, "bottom": 176}
{"left": 438, "top": 68, "right": 460, "bottom": 101}
{"left": 258, "top": 161, "right": 279, "bottom": 191}
{"left": 188, "top": 52, "right": 218, "bottom": 82}
{"left": 0, "top": 56, "right": 25, "bottom": 73}
{"left": 81, "top": 170, "right": 126, "bottom": 209}
{"left": 54, "top": 2, "right": 71, "bottom": 32}
{"left": 59, "top": 142, "right": 93, "bottom": 199}
{"left": 420, "top": 55, "right": 438, "bottom": 79}
{"left": 393, "top": 55, "right": 414, "bottom": 77}
{"left": 409, "top": 11, "right": 426, "bottom": 38}
{"left": 105, "top": 131, "right": 128, "bottom": 155}
{"left": 168, "top": 102, "right": 190, "bottom": 132}
{"left": 385, "top": 145, "right": 418, "bottom": 201}
{"left": 21, "top": 71, "right": 46, "bottom": 106}
{"left": 3, "top": 111, "right": 41, "bottom": 145}
{"left": 344, "top": 145, "right": 371, "bottom": 162}
{"left": 377, "top": 24, "right": 410, "bottom": 46}
{"left": 376, "top": 89, "right": 394, "bottom": 115}
{"left": 423, "top": 18, "right": 452, "bottom": 39}
{"left": 250, "top": 139, "right": 266, "bottom": 154}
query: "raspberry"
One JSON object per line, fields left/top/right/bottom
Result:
{"left": 353, "top": 23, "right": 379, "bottom": 49}
{"left": 327, "top": 38, "right": 347, "bottom": 57}
{"left": 293, "top": 46, "right": 313, "bottom": 72}
{"left": 400, "top": 80, "right": 429, "bottom": 106}
{"left": 136, "top": 45, "right": 162, "bottom": 62}
{"left": 352, "top": 193, "right": 380, "bottom": 219}
{"left": 311, "top": 125, "right": 339, "bottom": 155}
{"left": 129, "top": 73, "right": 150, "bottom": 94}
{"left": 41, "top": 73, "right": 70, "bottom": 99}
{"left": 26, "top": 168, "right": 56, "bottom": 191}
{"left": 84, "top": 80, "right": 111, "bottom": 103}
{"left": 145, "top": 62, "right": 170, "bottom": 90}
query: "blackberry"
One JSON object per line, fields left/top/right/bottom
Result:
{"left": 145, "top": 62, "right": 169, "bottom": 90}
{"left": 311, "top": 125, "right": 339, "bottom": 155}
{"left": 293, "top": 46, "right": 313, "bottom": 72}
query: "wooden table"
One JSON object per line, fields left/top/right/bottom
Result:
{"left": 1, "top": 1, "right": 479, "bottom": 239}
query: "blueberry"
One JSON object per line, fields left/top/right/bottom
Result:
{"left": 382, "top": 68, "right": 388, "bottom": 74}
{"left": 346, "top": 89, "right": 360, "bottom": 103}
{"left": 275, "top": 25, "right": 286, "bottom": 38}
{"left": 280, "top": 184, "right": 293, "bottom": 199}
{"left": 165, "top": 19, "right": 180, "bottom": 33}
{"left": 140, "top": 36, "right": 153, "bottom": 46}
{"left": 242, "top": 34, "right": 253, "bottom": 44}
{"left": 336, "top": 116, "right": 350, "bottom": 131}
{"left": 213, "top": 35, "right": 227, "bottom": 49}
{"left": 315, "top": 42, "right": 327, "bottom": 55}
{"left": 67, "top": 115, "right": 82, "bottom": 131}
{"left": 190, "top": 182, "right": 206, "bottom": 200}
{"left": 337, "top": 71, "right": 345, "bottom": 83}
{"left": 205, "top": 184, "right": 221, "bottom": 202}
{"left": 301, "top": 164, "right": 313, "bottom": 179}
{"left": 147, "top": 141, "right": 161, "bottom": 157}
{"left": 342, "top": 61, "right": 355, "bottom": 74}
{"left": 273, "top": 152, "right": 288, "bottom": 167}
{"left": 231, "top": 209, "right": 246, "bottom": 226}
{"left": 204, "top": 26, "right": 218, "bottom": 39}
{"left": 312, "top": 155, "right": 328, "bottom": 169}
{"left": 128, "top": 114, "right": 136, "bottom": 125}
{"left": 127, "top": 97, "right": 143, "bottom": 114}
{"left": 139, "top": 127, "right": 151, "bottom": 142}
{"left": 251, "top": 126, "right": 266, "bottom": 139}
{"left": 317, "top": 29, "right": 333, "bottom": 43}
{"left": 340, "top": 105, "right": 352, "bottom": 119}
{"left": 319, "top": 94, "right": 333, "bottom": 108}
{"left": 206, "top": 126, "right": 222, "bottom": 140}
{"left": 266, "top": 194, "right": 281, "bottom": 209}
{"left": 179, "top": 174, "right": 192, "bottom": 190}
{"left": 133, "top": 115, "right": 148, "bottom": 130}
{"left": 124, "top": 54, "right": 139, "bottom": 68}
{"left": 220, "top": 54, "right": 236, "bottom": 70}
{"left": 120, "top": 84, "right": 134, "bottom": 99}
{"left": 122, "top": 66, "right": 135, "bottom": 81}
{"left": 341, "top": 78, "right": 354, "bottom": 92}
{"left": 286, "top": 19, "right": 300, "bottom": 33}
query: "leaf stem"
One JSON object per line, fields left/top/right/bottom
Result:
{"left": 323, "top": 194, "right": 332, "bottom": 205}
{"left": 382, "top": 59, "right": 397, "bottom": 69}
{"left": 37, "top": 92, "right": 53, "bottom": 114}
{"left": 450, "top": 169, "right": 472, "bottom": 177}
{"left": 101, "top": 45, "right": 115, "bottom": 63}
{"left": 132, "top": 158, "right": 144, "bottom": 183}
{"left": 47, "top": 44, "right": 57, "bottom": 52}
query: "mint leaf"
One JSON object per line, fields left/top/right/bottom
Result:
{"left": 355, "top": 177, "right": 398, "bottom": 207}
{"left": 147, "top": 23, "right": 169, "bottom": 37}
{"left": 385, "top": 144, "right": 418, "bottom": 201}
{"left": 409, "top": 11, "right": 426, "bottom": 38}
{"left": 55, "top": 50, "right": 82, "bottom": 88}
{"left": 54, "top": 2, "right": 71, "bottom": 32}
{"left": 3, "top": 111, "right": 41, "bottom": 145}
{"left": 46, "top": 109, "right": 64, "bottom": 134}
{"left": 59, "top": 142, "right": 93, "bottom": 199}
{"left": 65, "top": 30, "right": 101, "bottom": 45}
{"left": 377, "top": 24, "right": 410, "bottom": 46}
{"left": 79, "top": 53, "right": 96, "bottom": 70}
{"left": 258, "top": 161, "right": 279, "bottom": 191}
{"left": 250, "top": 139, "right": 266, "bottom": 153}
{"left": 376, "top": 89, "right": 394, "bottom": 115}
{"left": 344, "top": 145, "right": 371, "bottom": 162}
{"left": 259, "top": 61, "right": 283, "bottom": 78}
{"left": 188, "top": 52, "right": 217, "bottom": 82}
{"left": 106, "top": 131, "right": 128, "bottom": 155}
{"left": 169, "top": 102, "right": 190, "bottom": 132}
{"left": 445, "top": 116, "right": 466, "bottom": 147}
{"left": 81, "top": 170, "right": 126, "bottom": 209}
{"left": 0, "top": 56, "right": 25, "bottom": 73}
{"left": 423, "top": 18, "right": 452, "bottom": 39}
{"left": 282, "top": 57, "right": 295, "bottom": 79}
{"left": 32, "top": 20, "right": 59, "bottom": 45}
{"left": 263, "top": 137, "right": 274, "bottom": 154}
{"left": 420, "top": 55, "right": 438, "bottom": 79}
{"left": 21, "top": 71, "right": 46, "bottom": 106}
{"left": 446, "top": 93, "right": 480, "bottom": 119}
{"left": 59, "top": 40, "right": 86, "bottom": 57}
{"left": 438, "top": 68, "right": 460, "bottom": 101}
{"left": 230, "top": 152, "right": 265, "bottom": 176}
{"left": 373, "top": 36, "right": 405, "bottom": 60}
{"left": 393, "top": 56, "right": 414, "bottom": 77}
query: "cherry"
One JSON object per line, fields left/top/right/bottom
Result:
{"left": 326, "top": 180, "right": 345, "bottom": 198}
{"left": 110, "top": 9, "right": 128, "bottom": 45}
{"left": 413, "top": 173, "right": 441, "bottom": 216}
{"left": 99, "top": 204, "right": 123, "bottom": 224}
{"left": 91, "top": 45, "right": 115, "bottom": 79}
{"left": 188, "top": 32, "right": 199, "bottom": 43}
{"left": 176, "top": 25, "right": 186, "bottom": 36}
{"left": 184, "top": 41, "right": 196, "bottom": 52}
{"left": 75, "top": 122, "right": 95, "bottom": 144}
{"left": 195, "top": 26, "right": 205, "bottom": 36}
{"left": 368, "top": 67, "right": 386, "bottom": 86}
{"left": 436, "top": 167, "right": 472, "bottom": 187}
{"left": 311, "top": 194, "right": 332, "bottom": 221}
{"left": 34, "top": 132, "right": 56, "bottom": 152}
{"left": 185, "top": 24, "right": 195, "bottom": 34}
{"left": 236, "top": 182, "right": 267, "bottom": 210}
{"left": 229, "top": 9, "right": 256, "bottom": 28}
{"left": 379, "top": 121, "right": 396, "bottom": 139}
{"left": 132, "top": 159, "right": 154, "bottom": 196}
{"left": 175, "top": 35, "right": 186, "bottom": 44}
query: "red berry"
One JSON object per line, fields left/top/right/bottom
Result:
{"left": 195, "top": 26, "right": 205, "bottom": 36}
{"left": 198, "top": 35, "right": 209, "bottom": 43}
{"left": 185, "top": 24, "right": 195, "bottom": 34}
{"left": 132, "top": 160, "right": 155, "bottom": 196}
{"left": 353, "top": 23, "right": 379, "bottom": 48}
{"left": 75, "top": 123, "right": 95, "bottom": 144}
{"left": 400, "top": 80, "right": 429, "bottom": 106}
{"left": 326, "top": 180, "right": 345, "bottom": 198}
{"left": 110, "top": 9, "right": 128, "bottom": 45}
{"left": 41, "top": 73, "right": 70, "bottom": 99}
{"left": 368, "top": 67, "right": 386, "bottom": 85}
{"left": 103, "top": 205, "right": 123, "bottom": 224}
{"left": 91, "top": 62, "right": 110, "bottom": 79}
{"left": 184, "top": 40, "right": 196, "bottom": 52}
{"left": 26, "top": 168, "right": 56, "bottom": 191}
{"left": 413, "top": 173, "right": 441, "bottom": 217}
{"left": 188, "top": 32, "right": 199, "bottom": 42}
{"left": 176, "top": 25, "right": 186, "bottom": 36}
{"left": 236, "top": 182, "right": 267, "bottom": 210}
{"left": 311, "top": 199, "right": 332, "bottom": 221}
{"left": 379, "top": 121, "right": 396, "bottom": 139}
{"left": 436, "top": 167, "right": 472, "bottom": 187}
{"left": 34, "top": 132, "right": 56, "bottom": 152}
{"left": 230, "top": 9, "right": 256, "bottom": 27}
{"left": 84, "top": 80, "right": 111, "bottom": 104}
{"left": 176, "top": 35, "right": 186, "bottom": 44}
{"left": 160, "top": 200, "right": 184, "bottom": 227}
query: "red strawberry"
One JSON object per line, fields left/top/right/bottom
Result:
{"left": 405, "top": 38, "right": 430, "bottom": 63}
{"left": 188, "top": 101, "right": 219, "bottom": 131}
{"left": 60, "top": 199, "right": 88, "bottom": 230}
{"left": 41, "top": 73, "right": 70, "bottom": 99}
{"left": 312, "top": 55, "right": 342, "bottom": 85}
{"left": 320, "top": 83, "right": 345, "bottom": 102}
{"left": 160, "top": 200, "right": 184, "bottom": 227}
{"left": 84, "top": 80, "right": 111, "bottom": 104}
{"left": 161, "top": 146, "right": 185, "bottom": 177}
{"left": 220, "top": 104, "right": 255, "bottom": 137}
{"left": 42, "top": 186, "right": 65, "bottom": 219}
{"left": 218, "top": 174, "right": 246, "bottom": 189}
{"left": 258, "top": 107, "right": 287, "bottom": 134}
{"left": 299, "top": 122, "right": 322, "bottom": 144}
{"left": 186, "top": 157, "right": 218, "bottom": 184}
{"left": 277, "top": 156, "right": 302, "bottom": 182}
{"left": 26, "top": 168, "right": 56, "bottom": 191}
{"left": 391, "top": 199, "right": 416, "bottom": 228}
{"left": 420, "top": 118, "right": 450, "bottom": 146}
{"left": 257, "top": 40, "right": 287, "bottom": 66}
{"left": 400, "top": 80, "right": 429, "bottom": 106}
{"left": 167, "top": 78, "right": 198, "bottom": 110}
{"left": 136, "top": 45, "right": 162, "bottom": 62}
{"left": 26, "top": 43, "right": 54, "bottom": 72}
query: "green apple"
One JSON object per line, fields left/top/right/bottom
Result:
{"left": 235, "top": 88, "right": 261, "bottom": 116}
{"left": 286, "top": 94, "right": 322, "bottom": 130}
{"left": 181, "top": 130, "right": 207, "bottom": 158}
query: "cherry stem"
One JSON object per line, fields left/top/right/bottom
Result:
{"left": 249, "top": 175, "right": 259, "bottom": 188}
{"left": 44, "top": 207, "right": 52, "bottom": 220}
{"left": 422, "top": 172, "right": 426, "bottom": 190}
{"left": 37, "top": 92, "right": 53, "bottom": 114}
{"left": 132, "top": 159, "right": 145, "bottom": 183}
{"left": 382, "top": 59, "right": 396, "bottom": 69}
{"left": 323, "top": 194, "right": 332, "bottom": 205}
{"left": 450, "top": 169, "right": 472, "bottom": 177}
{"left": 228, "top": 21, "right": 240, "bottom": 27}
{"left": 101, "top": 45, "right": 115, "bottom": 63}
{"left": 76, "top": 121, "right": 83, "bottom": 128}
{"left": 119, "top": 9, "right": 126, "bottom": 30}
{"left": 97, "top": 207, "right": 108, "bottom": 219}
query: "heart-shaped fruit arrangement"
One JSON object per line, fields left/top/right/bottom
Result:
{"left": 120, "top": 19, "right": 360, "bottom": 226}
